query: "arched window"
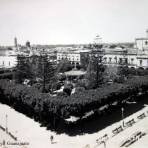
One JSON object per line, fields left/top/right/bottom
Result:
{"left": 109, "top": 57, "right": 112, "bottom": 63}
{"left": 103, "top": 57, "right": 107, "bottom": 63}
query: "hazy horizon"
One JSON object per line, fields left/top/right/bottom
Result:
{"left": 0, "top": 0, "right": 148, "bottom": 46}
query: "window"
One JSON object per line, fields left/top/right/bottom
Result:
{"left": 109, "top": 57, "right": 112, "bottom": 63}
{"left": 104, "top": 57, "right": 107, "bottom": 63}
{"left": 131, "top": 58, "right": 134, "bottom": 64}
{"left": 145, "top": 41, "right": 148, "bottom": 45}
{"left": 140, "top": 60, "right": 143, "bottom": 66}
{"left": 114, "top": 56, "right": 117, "bottom": 63}
{"left": 124, "top": 58, "right": 128, "bottom": 64}
{"left": 119, "top": 58, "right": 122, "bottom": 64}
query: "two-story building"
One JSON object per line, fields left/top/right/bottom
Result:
{"left": 57, "top": 49, "right": 91, "bottom": 66}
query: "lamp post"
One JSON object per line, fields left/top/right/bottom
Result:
{"left": 5, "top": 114, "right": 8, "bottom": 133}
{"left": 121, "top": 107, "right": 125, "bottom": 127}
{"left": 103, "top": 141, "right": 106, "bottom": 148}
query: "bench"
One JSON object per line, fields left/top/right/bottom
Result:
{"left": 137, "top": 113, "right": 146, "bottom": 120}
{"left": 125, "top": 119, "right": 135, "bottom": 127}
{"left": 112, "top": 126, "right": 123, "bottom": 136}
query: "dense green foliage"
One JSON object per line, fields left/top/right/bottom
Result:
{"left": 85, "top": 55, "right": 105, "bottom": 89}
{"left": 0, "top": 72, "right": 13, "bottom": 79}
{"left": 57, "top": 59, "right": 73, "bottom": 73}
{"left": 117, "top": 66, "right": 148, "bottom": 77}
{"left": 0, "top": 76, "right": 148, "bottom": 129}
{"left": 80, "top": 52, "right": 90, "bottom": 70}
{"left": 15, "top": 55, "right": 35, "bottom": 83}
{"left": 15, "top": 55, "right": 56, "bottom": 92}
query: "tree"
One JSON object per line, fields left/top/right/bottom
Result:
{"left": 103, "top": 65, "right": 118, "bottom": 82}
{"left": 56, "top": 59, "right": 73, "bottom": 73}
{"left": 15, "top": 55, "right": 34, "bottom": 83}
{"left": 15, "top": 54, "right": 56, "bottom": 93}
{"left": 38, "top": 54, "right": 56, "bottom": 93}
{"left": 85, "top": 53, "right": 105, "bottom": 89}
{"left": 80, "top": 53, "right": 90, "bottom": 70}
{"left": 85, "top": 59, "right": 97, "bottom": 89}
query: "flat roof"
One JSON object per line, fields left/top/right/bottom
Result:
{"left": 135, "top": 38, "right": 148, "bottom": 40}
{"left": 64, "top": 70, "right": 86, "bottom": 76}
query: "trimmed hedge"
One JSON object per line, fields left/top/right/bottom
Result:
{"left": 0, "top": 76, "right": 148, "bottom": 129}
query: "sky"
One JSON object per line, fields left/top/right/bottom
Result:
{"left": 0, "top": 0, "right": 148, "bottom": 45}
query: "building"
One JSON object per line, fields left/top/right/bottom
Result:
{"left": 97, "top": 31, "right": 148, "bottom": 69}
{"left": 102, "top": 47, "right": 137, "bottom": 68}
{"left": 57, "top": 33, "right": 148, "bottom": 69}
{"left": 0, "top": 50, "right": 17, "bottom": 69}
{"left": 135, "top": 38, "right": 148, "bottom": 51}
{"left": 0, "top": 56, "right": 17, "bottom": 69}
{"left": 57, "top": 49, "right": 91, "bottom": 66}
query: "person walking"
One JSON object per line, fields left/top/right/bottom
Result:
{"left": 50, "top": 135, "right": 54, "bottom": 144}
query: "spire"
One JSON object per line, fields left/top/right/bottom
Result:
{"left": 14, "top": 37, "right": 18, "bottom": 48}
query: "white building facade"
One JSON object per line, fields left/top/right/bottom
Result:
{"left": 57, "top": 51, "right": 81, "bottom": 64}
{"left": 135, "top": 38, "right": 148, "bottom": 51}
{"left": 57, "top": 49, "right": 90, "bottom": 65}
{"left": 57, "top": 41, "right": 148, "bottom": 69}
{"left": 102, "top": 48, "right": 138, "bottom": 68}
{"left": 0, "top": 50, "right": 17, "bottom": 69}
{"left": 0, "top": 56, "right": 17, "bottom": 69}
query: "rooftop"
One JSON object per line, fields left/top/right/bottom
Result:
{"left": 135, "top": 38, "right": 148, "bottom": 40}
{"left": 64, "top": 70, "right": 86, "bottom": 76}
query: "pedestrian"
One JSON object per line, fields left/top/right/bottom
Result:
{"left": 50, "top": 135, "right": 54, "bottom": 144}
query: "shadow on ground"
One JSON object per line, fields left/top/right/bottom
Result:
{"left": 53, "top": 95, "right": 148, "bottom": 136}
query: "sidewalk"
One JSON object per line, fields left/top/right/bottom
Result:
{"left": 0, "top": 103, "right": 148, "bottom": 148}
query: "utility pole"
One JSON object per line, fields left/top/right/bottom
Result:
{"left": 121, "top": 107, "right": 125, "bottom": 127}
